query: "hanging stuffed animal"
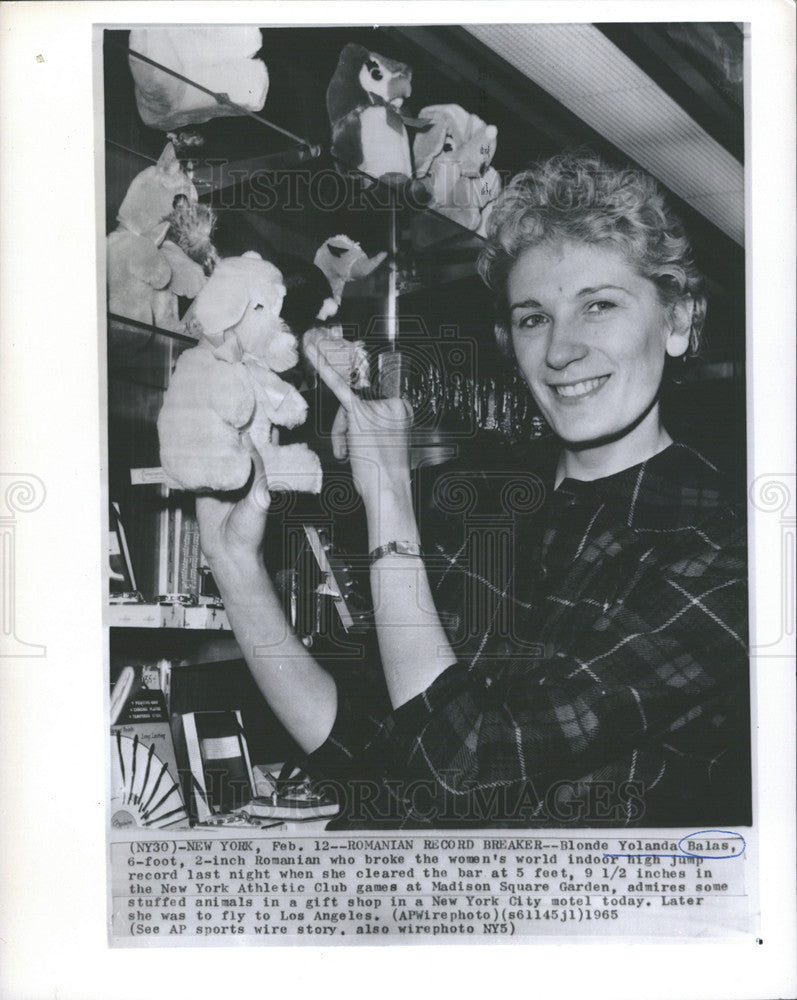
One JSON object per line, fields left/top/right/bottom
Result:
{"left": 107, "top": 142, "right": 216, "bottom": 331}
{"left": 313, "top": 235, "right": 388, "bottom": 312}
{"left": 128, "top": 26, "right": 269, "bottom": 131}
{"left": 269, "top": 236, "right": 386, "bottom": 347}
{"left": 326, "top": 43, "right": 429, "bottom": 181}
{"left": 157, "top": 252, "right": 323, "bottom": 494}
{"left": 413, "top": 104, "right": 502, "bottom": 235}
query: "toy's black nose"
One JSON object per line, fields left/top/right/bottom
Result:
{"left": 173, "top": 193, "right": 189, "bottom": 209}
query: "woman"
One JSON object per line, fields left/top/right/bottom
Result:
{"left": 197, "top": 153, "right": 749, "bottom": 828}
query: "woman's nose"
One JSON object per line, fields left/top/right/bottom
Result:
{"left": 545, "top": 321, "right": 588, "bottom": 371}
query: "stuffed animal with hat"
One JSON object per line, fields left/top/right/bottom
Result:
{"left": 107, "top": 142, "right": 217, "bottom": 331}
{"left": 413, "top": 104, "right": 502, "bottom": 235}
{"left": 157, "top": 252, "right": 322, "bottom": 494}
{"left": 326, "top": 43, "right": 430, "bottom": 181}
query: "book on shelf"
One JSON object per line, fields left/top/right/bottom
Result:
{"left": 123, "top": 481, "right": 219, "bottom": 607}
{"left": 181, "top": 709, "right": 257, "bottom": 821}
{"left": 109, "top": 500, "right": 138, "bottom": 595}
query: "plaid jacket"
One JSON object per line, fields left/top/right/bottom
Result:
{"left": 304, "top": 440, "right": 751, "bottom": 829}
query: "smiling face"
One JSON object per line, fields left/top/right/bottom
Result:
{"left": 507, "top": 240, "right": 691, "bottom": 477}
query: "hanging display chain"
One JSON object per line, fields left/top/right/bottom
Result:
{"left": 116, "top": 42, "right": 322, "bottom": 159}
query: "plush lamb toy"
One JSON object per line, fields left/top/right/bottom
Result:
{"left": 413, "top": 104, "right": 502, "bottom": 235}
{"left": 326, "top": 43, "right": 429, "bottom": 181}
{"left": 157, "top": 252, "right": 322, "bottom": 494}
{"left": 107, "top": 142, "right": 215, "bottom": 331}
{"left": 128, "top": 26, "right": 268, "bottom": 131}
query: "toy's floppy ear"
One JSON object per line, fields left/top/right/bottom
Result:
{"left": 147, "top": 220, "right": 171, "bottom": 247}
{"left": 443, "top": 105, "right": 472, "bottom": 142}
{"left": 468, "top": 120, "right": 497, "bottom": 157}
{"left": 185, "top": 268, "right": 249, "bottom": 340}
{"left": 413, "top": 113, "right": 448, "bottom": 177}
{"left": 161, "top": 242, "right": 206, "bottom": 299}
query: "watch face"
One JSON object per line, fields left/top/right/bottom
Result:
{"left": 370, "top": 540, "right": 422, "bottom": 563}
{"left": 396, "top": 541, "right": 421, "bottom": 556}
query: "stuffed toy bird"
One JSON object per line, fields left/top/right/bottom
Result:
{"left": 128, "top": 26, "right": 268, "bottom": 131}
{"left": 326, "top": 43, "right": 429, "bottom": 181}
{"left": 107, "top": 143, "right": 216, "bottom": 331}
{"left": 413, "top": 104, "right": 502, "bottom": 235}
{"left": 157, "top": 252, "right": 322, "bottom": 494}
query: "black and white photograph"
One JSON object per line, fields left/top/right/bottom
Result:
{"left": 105, "top": 19, "right": 752, "bottom": 832}
{"left": 1, "top": 2, "right": 795, "bottom": 998}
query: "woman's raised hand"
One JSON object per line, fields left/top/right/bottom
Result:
{"left": 194, "top": 435, "right": 270, "bottom": 570}
{"left": 303, "top": 331, "right": 413, "bottom": 508}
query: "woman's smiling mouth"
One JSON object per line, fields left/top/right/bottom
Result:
{"left": 549, "top": 375, "right": 611, "bottom": 399}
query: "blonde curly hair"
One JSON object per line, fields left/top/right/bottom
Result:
{"left": 477, "top": 152, "right": 707, "bottom": 356}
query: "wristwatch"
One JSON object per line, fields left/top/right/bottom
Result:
{"left": 369, "top": 540, "right": 423, "bottom": 564}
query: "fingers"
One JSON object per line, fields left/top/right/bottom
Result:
{"left": 331, "top": 405, "right": 349, "bottom": 461}
{"left": 302, "top": 330, "right": 354, "bottom": 409}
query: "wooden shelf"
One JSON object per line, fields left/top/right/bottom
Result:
{"left": 107, "top": 603, "right": 230, "bottom": 630}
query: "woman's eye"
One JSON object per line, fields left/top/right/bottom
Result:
{"left": 515, "top": 313, "right": 548, "bottom": 330}
{"left": 586, "top": 300, "right": 616, "bottom": 315}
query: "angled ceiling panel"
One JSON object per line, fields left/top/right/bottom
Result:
{"left": 465, "top": 23, "right": 744, "bottom": 246}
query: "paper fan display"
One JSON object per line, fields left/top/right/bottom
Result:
{"left": 111, "top": 732, "right": 188, "bottom": 829}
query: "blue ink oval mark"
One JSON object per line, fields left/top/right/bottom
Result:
{"left": 677, "top": 829, "right": 746, "bottom": 859}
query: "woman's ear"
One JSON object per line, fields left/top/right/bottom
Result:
{"left": 665, "top": 297, "right": 694, "bottom": 358}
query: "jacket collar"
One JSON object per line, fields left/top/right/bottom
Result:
{"left": 553, "top": 442, "right": 732, "bottom": 530}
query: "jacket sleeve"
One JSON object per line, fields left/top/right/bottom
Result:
{"left": 305, "top": 506, "right": 748, "bottom": 824}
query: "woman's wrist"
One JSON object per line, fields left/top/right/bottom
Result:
{"left": 362, "top": 480, "right": 419, "bottom": 551}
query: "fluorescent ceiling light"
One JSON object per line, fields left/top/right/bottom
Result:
{"left": 466, "top": 23, "right": 744, "bottom": 246}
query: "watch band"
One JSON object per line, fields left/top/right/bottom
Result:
{"left": 369, "top": 540, "right": 423, "bottom": 564}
